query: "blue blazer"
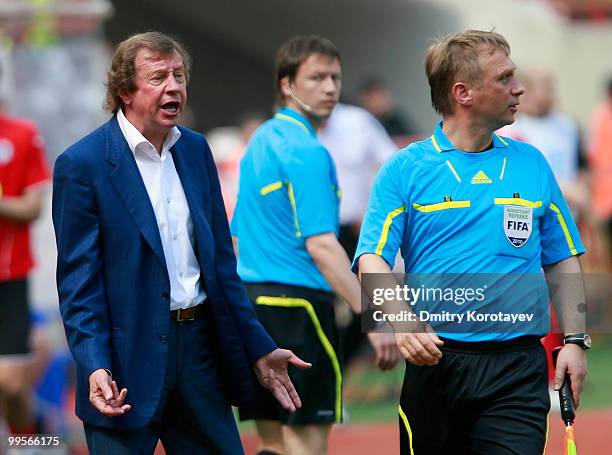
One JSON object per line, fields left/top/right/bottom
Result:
{"left": 52, "top": 116, "right": 276, "bottom": 429}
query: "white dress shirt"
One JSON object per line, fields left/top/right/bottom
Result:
{"left": 318, "top": 103, "right": 397, "bottom": 224}
{"left": 117, "top": 109, "right": 206, "bottom": 310}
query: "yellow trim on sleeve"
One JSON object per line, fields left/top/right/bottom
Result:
{"left": 399, "top": 405, "right": 415, "bottom": 455}
{"left": 549, "top": 203, "right": 578, "bottom": 255}
{"left": 494, "top": 198, "right": 542, "bottom": 209}
{"left": 375, "top": 205, "right": 406, "bottom": 255}
{"left": 499, "top": 157, "right": 507, "bottom": 180}
{"left": 431, "top": 135, "right": 442, "bottom": 153}
{"left": 260, "top": 181, "right": 283, "bottom": 195}
{"left": 445, "top": 160, "right": 461, "bottom": 183}
{"left": 286, "top": 181, "right": 302, "bottom": 238}
{"left": 255, "top": 296, "right": 343, "bottom": 423}
{"left": 412, "top": 200, "right": 470, "bottom": 212}
{"left": 274, "top": 113, "right": 310, "bottom": 134}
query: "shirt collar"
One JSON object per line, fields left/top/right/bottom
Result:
{"left": 117, "top": 109, "right": 181, "bottom": 156}
{"left": 274, "top": 107, "right": 316, "bottom": 137}
{"left": 431, "top": 120, "right": 509, "bottom": 153}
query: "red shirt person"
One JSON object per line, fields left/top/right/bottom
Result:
{"left": 0, "top": 110, "right": 50, "bottom": 435}
{"left": 0, "top": 114, "right": 50, "bottom": 279}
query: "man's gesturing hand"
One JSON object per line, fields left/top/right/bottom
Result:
{"left": 367, "top": 331, "right": 400, "bottom": 371}
{"left": 254, "top": 348, "right": 311, "bottom": 413}
{"left": 88, "top": 369, "right": 131, "bottom": 416}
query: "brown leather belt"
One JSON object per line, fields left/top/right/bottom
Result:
{"left": 170, "top": 305, "right": 204, "bottom": 321}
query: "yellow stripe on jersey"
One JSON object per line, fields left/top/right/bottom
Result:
{"left": 549, "top": 203, "right": 578, "bottom": 255}
{"left": 375, "top": 205, "right": 406, "bottom": 255}
{"left": 499, "top": 157, "right": 507, "bottom": 180}
{"left": 445, "top": 160, "right": 461, "bottom": 183}
{"left": 260, "top": 181, "right": 283, "bottom": 195}
{"left": 413, "top": 200, "right": 470, "bottom": 212}
{"left": 431, "top": 135, "right": 442, "bottom": 153}
{"left": 494, "top": 198, "right": 542, "bottom": 209}
{"left": 286, "top": 182, "right": 302, "bottom": 238}
{"left": 274, "top": 113, "right": 310, "bottom": 134}
{"left": 495, "top": 134, "right": 509, "bottom": 146}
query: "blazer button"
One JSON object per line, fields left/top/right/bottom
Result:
{"left": 160, "top": 335, "right": 168, "bottom": 343}
{"left": 161, "top": 292, "right": 169, "bottom": 300}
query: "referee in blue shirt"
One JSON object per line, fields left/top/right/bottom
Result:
{"left": 231, "top": 36, "right": 398, "bottom": 455}
{"left": 355, "top": 30, "right": 589, "bottom": 454}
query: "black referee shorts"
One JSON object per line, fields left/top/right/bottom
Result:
{"left": 0, "top": 279, "right": 32, "bottom": 357}
{"left": 239, "top": 282, "right": 342, "bottom": 425}
{"left": 399, "top": 336, "right": 550, "bottom": 455}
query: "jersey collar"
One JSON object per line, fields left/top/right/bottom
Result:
{"left": 431, "top": 120, "right": 509, "bottom": 153}
{"left": 274, "top": 107, "right": 317, "bottom": 137}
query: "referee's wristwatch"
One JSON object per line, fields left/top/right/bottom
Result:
{"left": 563, "top": 332, "right": 592, "bottom": 350}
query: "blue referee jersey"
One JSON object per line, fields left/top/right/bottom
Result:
{"left": 354, "top": 121, "right": 585, "bottom": 341}
{"left": 231, "top": 107, "right": 340, "bottom": 291}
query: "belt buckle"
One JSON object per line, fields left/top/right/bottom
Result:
{"left": 176, "top": 307, "right": 195, "bottom": 322}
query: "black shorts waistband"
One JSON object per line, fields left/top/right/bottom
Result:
{"left": 244, "top": 282, "right": 334, "bottom": 301}
{"left": 439, "top": 335, "right": 541, "bottom": 353}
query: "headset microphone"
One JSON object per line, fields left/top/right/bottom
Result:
{"left": 288, "top": 86, "right": 313, "bottom": 113}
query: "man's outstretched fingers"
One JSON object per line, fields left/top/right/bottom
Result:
{"left": 110, "top": 380, "right": 120, "bottom": 400}
{"left": 288, "top": 354, "right": 312, "bottom": 370}
{"left": 273, "top": 384, "right": 295, "bottom": 412}
{"left": 278, "top": 371, "right": 302, "bottom": 409}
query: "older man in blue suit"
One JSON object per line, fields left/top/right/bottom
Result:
{"left": 52, "top": 31, "right": 309, "bottom": 454}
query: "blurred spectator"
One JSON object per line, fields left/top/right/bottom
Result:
{"left": 0, "top": 71, "right": 51, "bottom": 435}
{"left": 218, "top": 110, "right": 266, "bottom": 219}
{"left": 318, "top": 102, "right": 396, "bottom": 364}
{"left": 588, "top": 77, "right": 612, "bottom": 263}
{"left": 500, "top": 68, "right": 589, "bottom": 213}
{"left": 319, "top": 103, "right": 396, "bottom": 262}
{"left": 358, "top": 78, "right": 415, "bottom": 140}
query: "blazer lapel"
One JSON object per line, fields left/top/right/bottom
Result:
{"left": 104, "top": 117, "right": 168, "bottom": 271}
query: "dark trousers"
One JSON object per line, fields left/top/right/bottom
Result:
{"left": 399, "top": 337, "right": 550, "bottom": 455}
{"left": 84, "top": 308, "right": 244, "bottom": 454}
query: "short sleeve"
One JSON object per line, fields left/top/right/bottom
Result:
{"left": 539, "top": 158, "right": 585, "bottom": 266}
{"left": 283, "top": 145, "right": 338, "bottom": 238}
{"left": 353, "top": 158, "right": 407, "bottom": 272}
{"left": 23, "top": 126, "right": 51, "bottom": 191}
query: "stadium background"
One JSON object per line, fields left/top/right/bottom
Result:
{"left": 0, "top": 0, "right": 611, "bottom": 453}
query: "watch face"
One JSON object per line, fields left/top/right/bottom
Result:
{"left": 567, "top": 333, "right": 592, "bottom": 349}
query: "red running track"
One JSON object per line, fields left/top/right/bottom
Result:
{"left": 240, "top": 409, "right": 612, "bottom": 454}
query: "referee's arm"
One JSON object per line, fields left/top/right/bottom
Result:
{"left": 306, "top": 233, "right": 400, "bottom": 370}
{"left": 544, "top": 255, "right": 588, "bottom": 407}
{"left": 358, "top": 253, "right": 444, "bottom": 367}
{"left": 306, "top": 232, "right": 362, "bottom": 313}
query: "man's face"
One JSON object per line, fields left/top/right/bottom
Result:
{"left": 284, "top": 53, "right": 341, "bottom": 121}
{"left": 121, "top": 48, "right": 187, "bottom": 141}
{"left": 469, "top": 48, "right": 524, "bottom": 130}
